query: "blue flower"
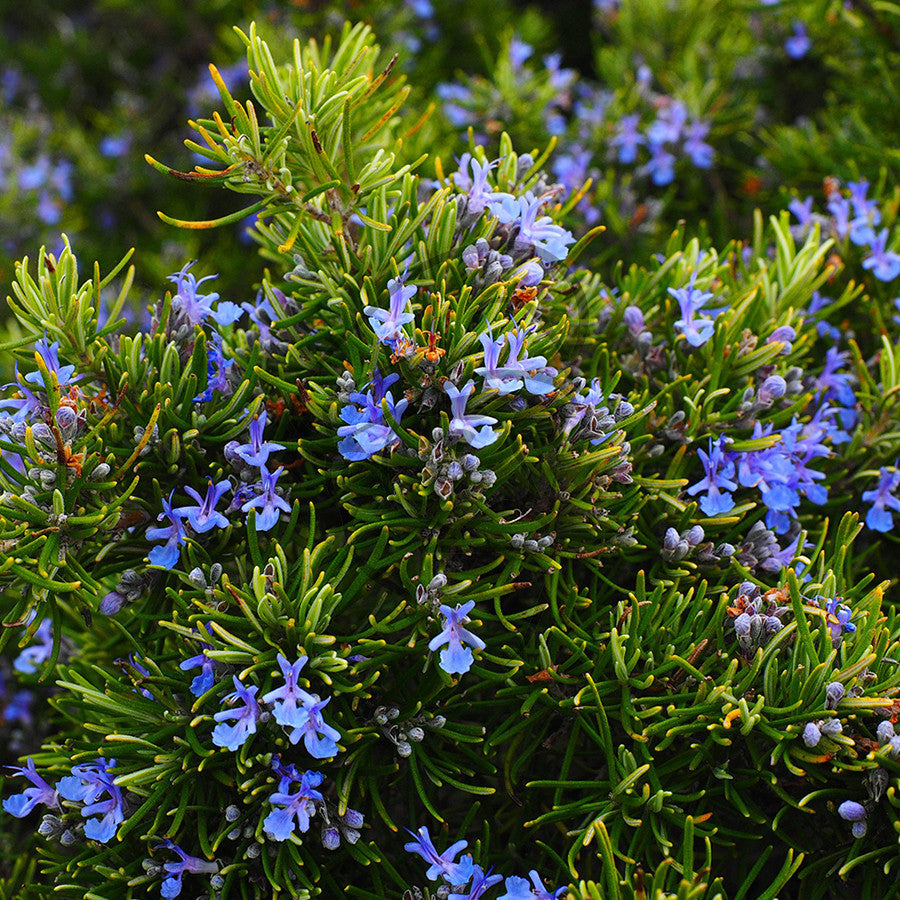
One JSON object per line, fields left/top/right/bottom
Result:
{"left": 287, "top": 693, "right": 341, "bottom": 758}
{"left": 211, "top": 676, "right": 260, "bottom": 751}
{"left": 1, "top": 366, "right": 46, "bottom": 421}
{"left": 847, "top": 179, "right": 881, "bottom": 245}
{"left": 644, "top": 144, "right": 676, "bottom": 186}
{"left": 498, "top": 871, "right": 567, "bottom": 899}
{"left": 13, "top": 617, "right": 53, "bottom": 675}
{"left": 364, "top": 276, "right": 416, "bottom": 346}
{"left": 670, "top": 273, "right": 726, "bottom": 348}
{"left": 231, "top": 409, "right": 285, "bottom": 468}
{"left": 862, "top": 467, "right": 900, "bottom": 532}
{"left": 429, "top": 600, "right": 486, "bottom": 675}
{"left": 155, "top": 839, "right": 219, "bottom": 898}
{"left": 508, "top": 37, "right": 533, "bottom": 70}
{"left": 176, "top": 479, "right": 231, "bottom": 533}
{"left": 56, "top": 758, "right": 124, "bottom": 843}
{"left": 193, "top": 332, "right": 233, "bottom": 402}
{"left": 819, "top": 596, "right": 856, "bottom": 646}
{"left": 449, "top": 865, "right": 505, "bottom": 900}
{"left": 504, "top": 326, "right": 557, "bottom": 395}
{"left": 262, "top": 767, "right": 324, "bottom": 841}
{"left": 404, "top": 825, "right": 475, "bottom": 883}
{"left": 337, "top": 371, "right": 410, "bottom": 460}
{"left": 2, "top": 757, "right": 58, "bottom": 817}
{"left": 611, "top": 114, "right": 644, "bottom": 164}
{"left": 179, "top": 627, "right": 217, "bottom": 697}
{"left": 25, "top": 336, "right": 79, "bottom": 388}
{"left": 444, "top": 380, "right": 500, "bottom": 448}
{"left": 167, "top": 262, "right": 243, "bottom": 328}
{"left": 646, "top": 99, "right": 687, "bottom": 146}
{"left": 686, "top": 437, "right": 736, "bottom": 516}
{"left": 863, "top": 229, "right": 900, "bottom": 282}
{"left": 240, "top": 465, "right": 292, "bottom": 531}
{"left": 683, "top": 120, "right": 714, "bottom": 169}
{"left": 261, "top": 653, "right": 312, "bottom": 728}
{"left": 146, "top": 492, "right": 188, "bottom": 569}
{"left": 785, "top": 21, "right": 811, "bottom": 59}
{"left": 788, "top": 196, "right": 814, "bottom": 228}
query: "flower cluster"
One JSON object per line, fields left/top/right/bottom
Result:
{"left": 211, "top": 654, "right": 341, "bottom": 758}
{"left": 790, "top": 180, "right": 900, "bottom": 283}
{"left": 405, "top": 826, "right": 564, "bottom": 899}
{"left": 337, "top": 369, "right": 410, "bottom": 460}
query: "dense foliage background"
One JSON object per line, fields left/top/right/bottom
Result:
{"left": 1, "top": 2, "right": 899, "bottom": 899}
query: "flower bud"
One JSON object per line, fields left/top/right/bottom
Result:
{"left": 99, "top": 591, "right": 126, "bottom": 616}
{"left": 802, "top": 722, "right": 821, "bottom": 747}
{"left": 824, "top": 681, "right": 845, "bottom": 709}
{"left": 342, "top": 808, "right": 364, "bottom": 829}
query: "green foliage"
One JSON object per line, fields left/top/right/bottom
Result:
{"left": 2, "top": 7, "right": 900, "bottom": 900}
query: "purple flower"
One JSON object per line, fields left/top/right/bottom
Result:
{"left": 337, "top": 371, "right": 409, "bottom": 460}
{"left": 444, "top": 381, "right": 499, "bottom": 448}
{"left": 474, "top": 325, "right": 556, "bottom": 396}
{"left": 176, "top": 479, "right": 230, "bottom": 533}
{"left": 862, "top": 467, "right": 900, "bottom": 532}
{"left": 504, "top": 327, "right": 558, "bottom": 394}
{"left": 848, "top": 180, "right": 881, "bottom": 245}
{"left": 788, "top": 196, "right": 814, "bottom": 228}
{"left": 262, "top": 767, "right": 324, "bottom": 841}
{"left": 25, "top": 336, "right": 78, "bottom": 388}
{"left": 364, "top": 276, "right": 416, "bottom": 345}
{"left": 828, "top": 195, "right": 852, "bottom": 239}
{"left": 785, "top": 21, "right": 810, "bottom": 59}
{"left": 167, "top": 262, "right": 242, "bottom": 328}
{"left": 766, "top": 325, "right": 796, "bottom": 354}
{"left": 212, "top": 676, "right": 260, "bottom": 751}
{"left": 232, "top": 409, "right": 284, "bottom": 468}
{"left": 241, "top": 465, "right": 292, "bottom": 531}
{"left": 147, "top": 492, "right": 188, "bottom": 569}
{"left": 156, "top": 839, "right": 219, "bottom": 899}
{"left": 261, "top": 654, "right": 312, "bottom": 728}
{"left": 454, "top": 154, "right": 512, "bottom": 217}
{"left": 2, "top": 757, "right": 58, "bottom": 818}
{"left": 686, "top": 437, "right": 736, "bottom": 516}
{"left": 498, "top": 871, "right": 567, "bottom": 899}
{"left": 404, "top": 826, "right": 475, "bottom": 883}
{"left": 670, "top": 273, "right": 726, "bottom": 347}
{"left": 489, "top": 192, "right": 576, "bottom": 263}
{"left": 429, "top": 600, "right": 486, "bottom": 675}
{"left": 287, "top": 694, "right": 341, "bottom": 758}
{"left": 56, "top": 758, "right": 124, "bottom": 843}
{"left": 862, "top": 229, "right": 900, "bottom": 282}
